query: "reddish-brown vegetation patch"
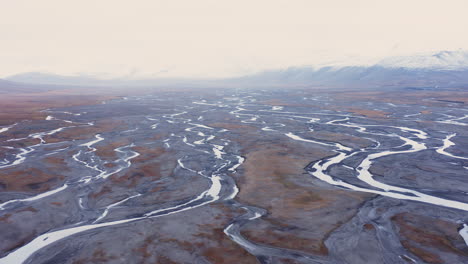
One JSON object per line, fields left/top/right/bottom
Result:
{"left": 131, "top": 146, "right": 168, "bottom": 164}
{"left": 89, "top": 185, "right": 113, "bottom": 199}
{"left": 0, "top": 91, "right": 116, "bottom": 125}
{"left": 103, "top": 163, "right": 117, "bottom": 168}
{"left": 124, "top": 204, "right": 257, "bottom": 264}
{"left": 192, "top": 205, "right": 259, "bottom": 264}
{"left": 0, "top": 168, "right": 64, "bottom": 193}
{"left": 198, "top": 229, "right": 258, "bottom": 264}
{"left": 44, "top": 119, "right": 127, "bottom": 143}
{"left": 392, "top": 213, "right": 468, "bottom": 263}
{"left": 312, "top": 131, "right": 373, "bottom": 149}
{"left": 235, "top": 139, "right": 371, "bottom": 256}
{"left": 111, "top": 163, "right": 163, "bottom": 188}
{"left": 0, "top": 213, "right": 12, "bottom": 223}
{"left": 108, "top": 146, "right": 175, "bottom": 188}
{"left": 4, "top": 138, "right": 42, "bottom": 149}
{"left": 95, "top": 139, "right": 131, "bottom": 160}
{"left": 44, "top": 156, "right": 67, "bottom": 167}
{"left": 347, "top": 108, "right": 390, "bottom": 118}
{"left": 72, "top": 248, "right": 118, "bottom": 264}
{"left": 208, "top": 122, "right": 258, "bottom": 132}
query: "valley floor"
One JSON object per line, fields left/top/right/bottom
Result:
{"left": 0, "top": 86, "right": 468, "bottom": 264}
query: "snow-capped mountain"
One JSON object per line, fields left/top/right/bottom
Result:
{"left": 377, "top": 50, "right": 468, "bottom": 70}
{"left": 230, "top": 51, "right": 468, "bottom": 88}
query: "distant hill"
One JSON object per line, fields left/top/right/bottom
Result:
{"left": 5, "top": 50, "right": 468, "bottom": 90}
{"left": 5, "top": 72, "right": 219, "bottom": 88}
{"left": 0, "top": 78, "right": 50, "bottom": 93}
{"left": 0, "top": 76, "right": 107, "bottom": 94}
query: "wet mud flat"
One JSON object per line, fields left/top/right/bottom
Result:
{"left": 0, "top": 87, "right": 468, "bottom": 263}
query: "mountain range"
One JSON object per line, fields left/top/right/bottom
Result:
{"left": 2, "top": 50, "right": 468, "bottom": 90}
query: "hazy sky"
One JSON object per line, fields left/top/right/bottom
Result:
{"left": 1, "top": 0, "right": 467, "bottom": 78}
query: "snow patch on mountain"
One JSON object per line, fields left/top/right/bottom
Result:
{"left": 377, "top": 50, "right": 468, "bottom": 70}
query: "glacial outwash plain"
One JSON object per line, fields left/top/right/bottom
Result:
{"left": 0, "top": 76, "right": 468, "bottom": 264}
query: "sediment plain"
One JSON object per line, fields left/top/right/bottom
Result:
{"left": 1, "top": 87, "right": 468, "bottom": 264}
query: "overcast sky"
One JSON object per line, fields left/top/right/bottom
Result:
{"left": 1, "top": 0, "right": 467, "bottom": 78}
